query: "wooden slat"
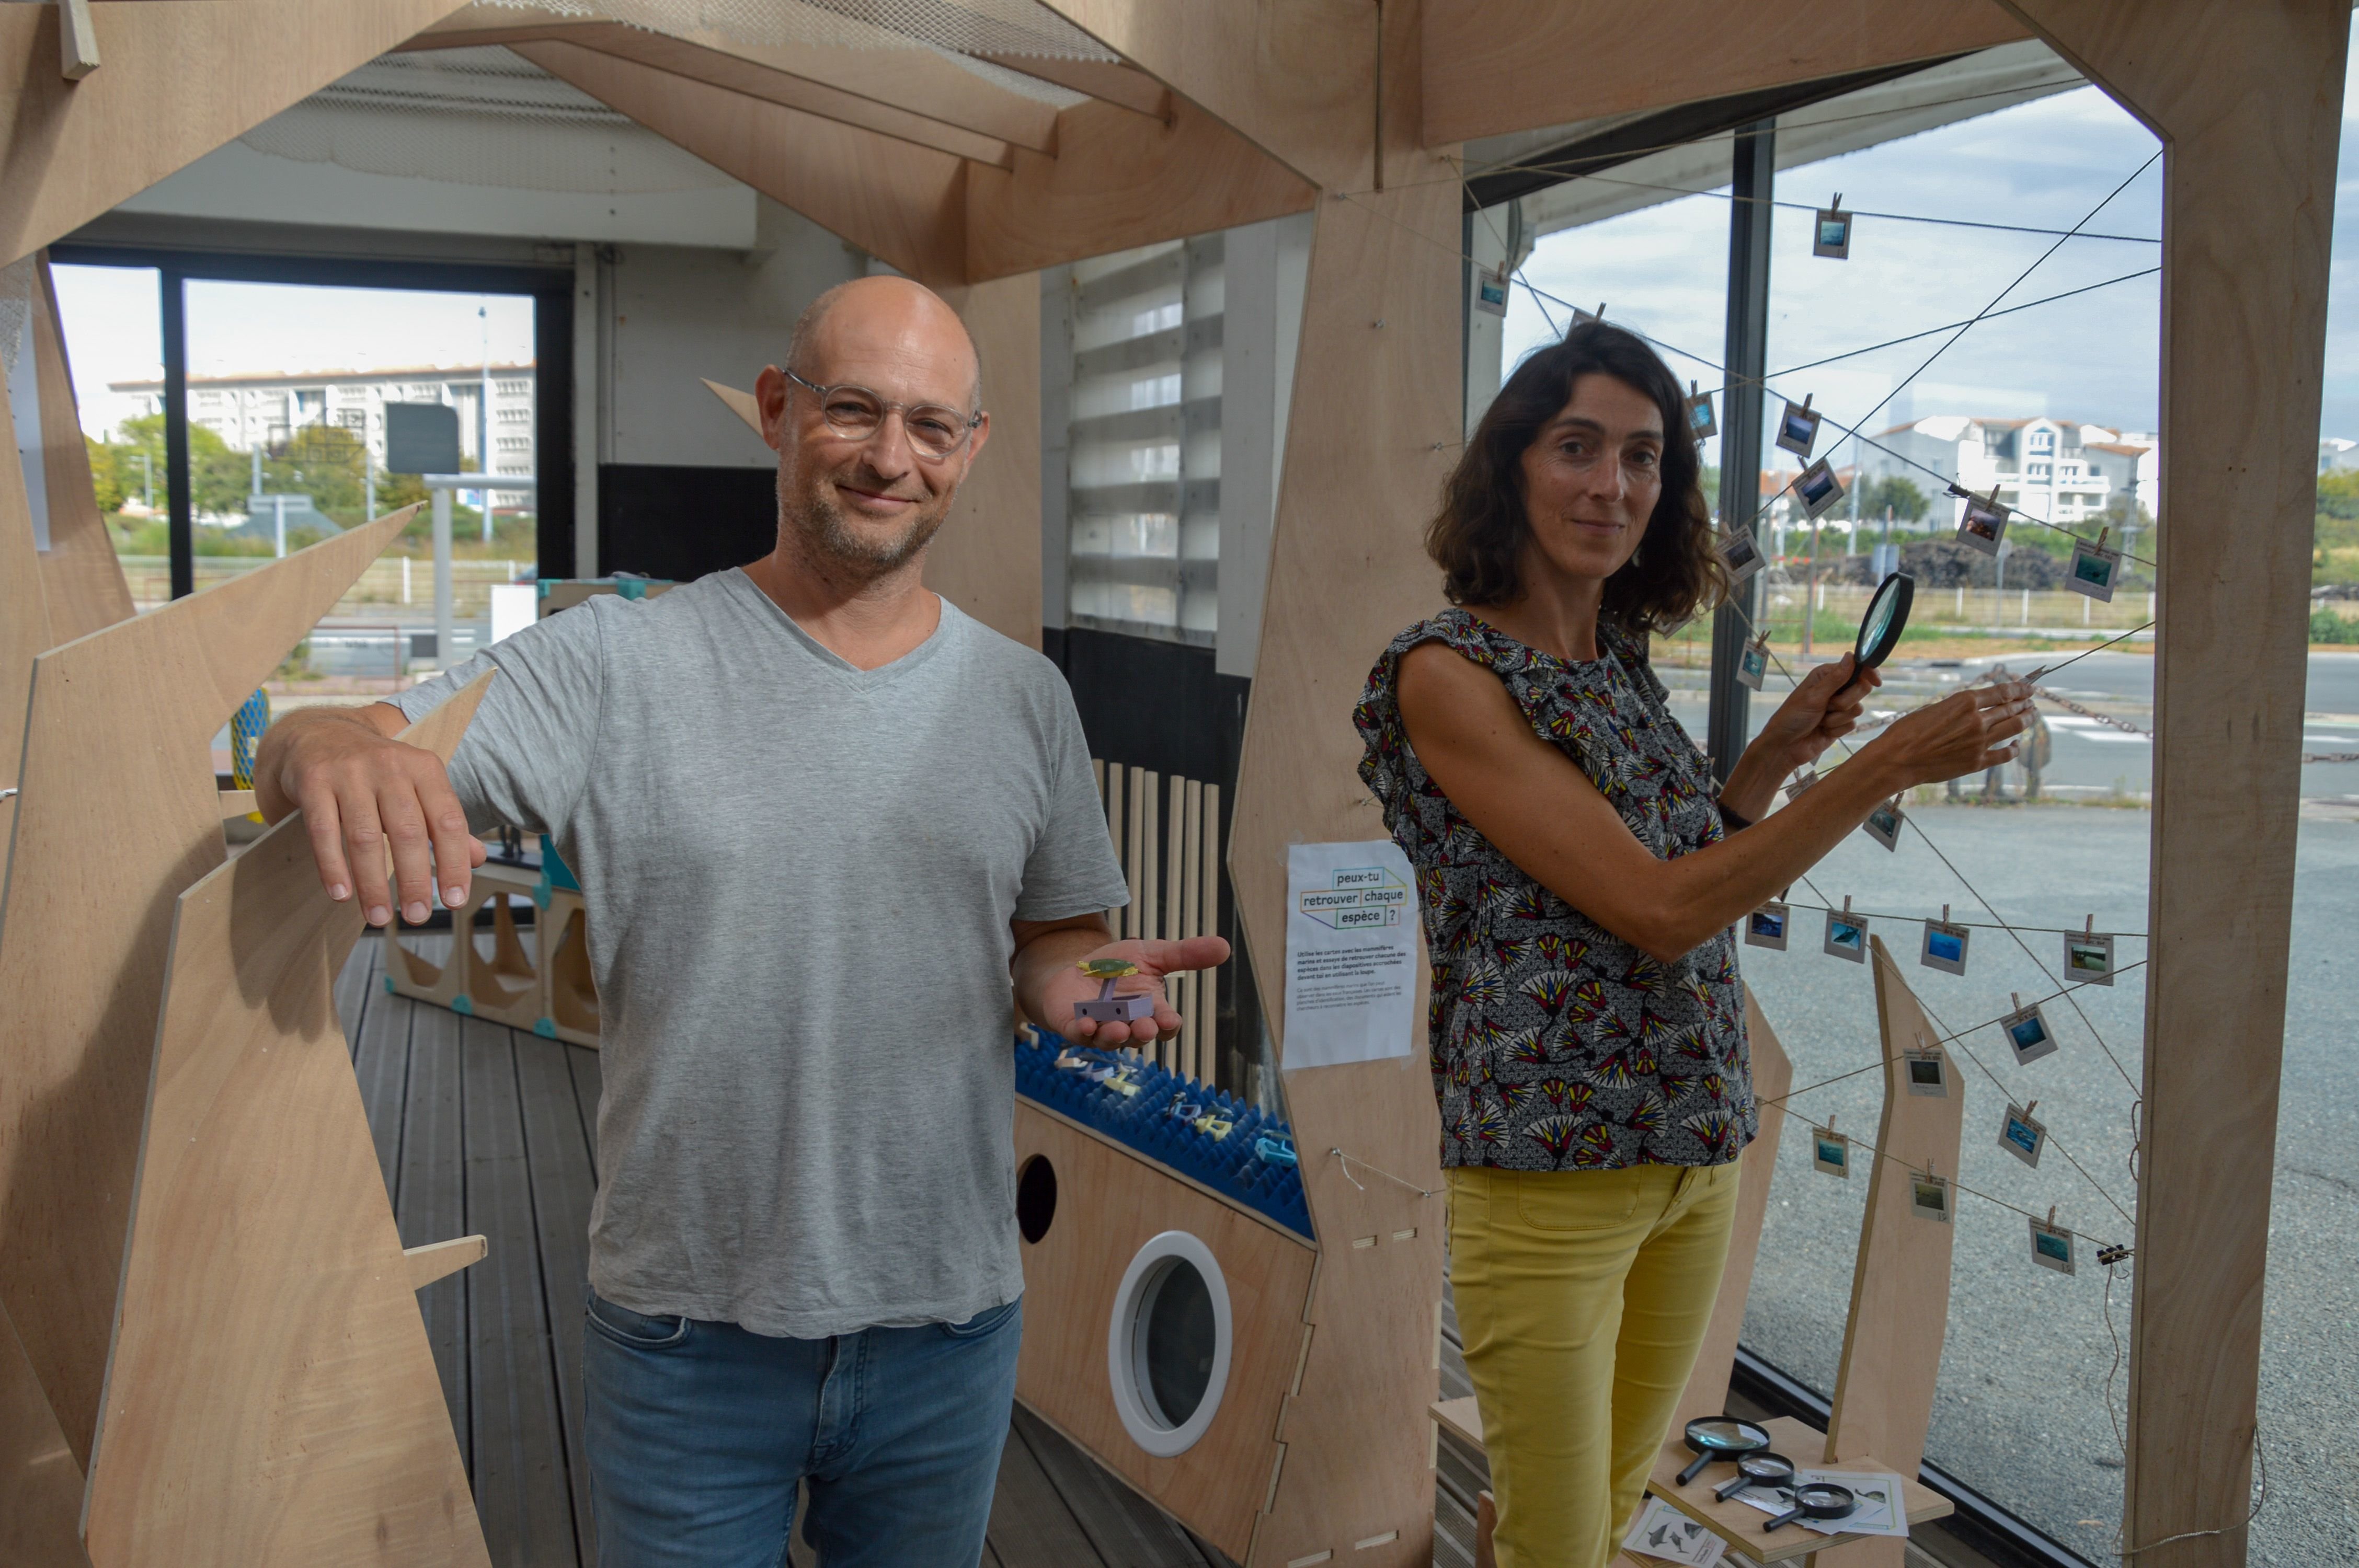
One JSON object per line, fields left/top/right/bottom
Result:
{"left": 0, "top": 510, "right": 414, "bottom": 1469}
{"left": 399, "top": 1001, "right": 472, "bottom": 1468}
{"left": 1418, "top": 0, "right": 2031, "bottom": 147}
{"left": 977, "top": 54, "right": 1170, "bottom": 120}
{"left": 1198, "top": 783, "right": 1219, "bottom": 1089}
{"left": 463, "top": 1021, "right": 577, "bottom": 1567}
{"left": 29, "top": 255, "right": 132, "bottom": 640}
{"left": 1125, "top": 765, "right": 1145, "bottom": 942}
{"left": 354, "top": 945, "right": 422, "bottom": 1191}
{"left": 0, "top": 0, "right": 472, "bottom": 267}
{"left": 405, "top": 1235, "right": 488, "bottom": 1290}
{"left": 1141, "top": 769, "right": 1161, "bottom": 1067}
{"left": 81, "top": 679, "right": 493, "bottom": 1568}
{"left": 1178, "top": 777, "right": 1202, "bottom": 1080}
{"left": 516, "top": 1028, "right": 602, "bottom": 1559}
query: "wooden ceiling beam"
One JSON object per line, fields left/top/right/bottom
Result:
{"left": 0, "top": 0, "right": 471, "bottom": 268}
{"left": 513, "top": 38, "right": 969, "bottom": 285}
{"left": 965, "top": 94, "right": 1315, "bottom": 281}
{"left": 1025, "top": 0, "right": 1381, "bottom": 192}
{"left": 1419, "top": 0, "right": 2034, "bottom": 148}
{"left": 400, "top": 7, "right": 1062, "bottom": 154}
{"left": 973, "top": 54, "right": 1170, "bottom": 121}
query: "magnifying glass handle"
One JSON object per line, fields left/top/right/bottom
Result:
{"left": 1714, "top": 1473, "right": 1755, "bottom": 1503}
{"left": 1764, "top": 1506, "right": 1805, "bottom": 1532}
{"left": 1676, "top": 1451, "right": 1714, "bottom": 1486}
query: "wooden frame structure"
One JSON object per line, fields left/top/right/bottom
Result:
{"left": 0, "top": 2, "right": 2340, "bottom": 1564}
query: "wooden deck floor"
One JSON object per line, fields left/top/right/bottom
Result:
{"left": 340, "top": 932, "right": 1488, "bottom": 1567}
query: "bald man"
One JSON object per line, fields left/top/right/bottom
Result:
{"left": 258, "top": 276, "right": 1229, "bottom": 1567}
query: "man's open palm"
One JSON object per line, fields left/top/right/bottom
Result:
{"left": 1047, "top": 936, "right": 1231, "bottom": 1046}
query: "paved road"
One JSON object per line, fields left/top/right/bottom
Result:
{"left": 1730, "top": 805, "right": 2351, "bottom": 1566}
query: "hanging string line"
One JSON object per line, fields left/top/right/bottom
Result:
{"left": 1478, "top": 164, "right": 2162, "bottom": 246}
{"left": 1329, "top": 1146, "right": 1440, "bottom": 1201}
{"left": 1775, "top": 901, "right": 2146, "bottom": 939}
{"left": 1758, "top": 267, "right": 2159, "bottom": 388}
{"left": 2020, "top": 624, "right": 2158, "bottom": 680}
{"left": 1874, "top": 943, "right": 2139, "bottom": 1227}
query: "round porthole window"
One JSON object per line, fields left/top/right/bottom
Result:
{"left": 1106, "top": 1230, "right": 1232, "bottom": 1457}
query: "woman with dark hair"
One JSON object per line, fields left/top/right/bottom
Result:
{"left": 1354, "top": 322, "right": 2029, "bottom": 1568}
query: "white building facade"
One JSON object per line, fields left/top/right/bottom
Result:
{"left": 1861, "top": 414, "right": 2157, "bottom": 529}
{"left": 110, "top": 364, "right": 535, "bottom": 478}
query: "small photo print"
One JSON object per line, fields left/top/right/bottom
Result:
{"left": 1904, "top": 1046, "right": 1948, "bottom": 1097}
{"left": 1785, "top": 768, "right": 1820, "bottom": 802}
{"left": 2067, "top": 539, "right": 2120, "bottom": 602}
{"left": 1862, "top": 797, "right": 1903, "bottom": 852}
{"left": 1956, "top": 494, "right": 2009, "bottom": 556}
{"left": 1998, "top": 1101, "right": 2048, "bottom": 1168}
{"left": 1796, "top": 457, "right": 1845, "bottom": 520}
{"left": 1812, "top": 1126, "right": 1850, "bottom": 1179}
{"left": 1910, "top": 1172, "right": 1951, "bottom": 1224}
{"left": 2064, "top": 931, "right": 2115, "bottom": 987}
{"left": 1775, "top": 399, "right": 1822, "bottom": 458}
{"left": 1813, "top": 207, "right": 1853, "bottom": 260}
{"left": 1745, "top": 901, "right": 1790, "bottom": 951}
{"left": 1718, "top": 528, "right": 1765, "bottom": 584}
{"left": 2001, "top": 1000, "right": 2058, "bottom": 1066}
{"left": 1921, "top": 918, "right": 1970, "bottom": 976}
{"left": 1474, "top": 270, "right": 1509, "bottom": 318}
{"left": 1824, "top": 909, "right": 1869, "bottom": 962}
{"left": 1687, "top": 389, "right": 1717, "bottom": 439}
{"left": 2030, "top": 1217, "right": 2077, "bottom": 1275}
{"left": 1737, "top": 638, "right": 1768, "bottom": 691}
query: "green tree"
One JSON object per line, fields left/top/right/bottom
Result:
{"left": 1860, "top": 475, "right": 1928, "bottom": 522}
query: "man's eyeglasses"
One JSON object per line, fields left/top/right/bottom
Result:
{"left": 785, "top": 369, "right": 981, "bottom": 462}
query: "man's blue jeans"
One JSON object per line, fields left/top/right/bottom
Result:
{"left": 581, "top": 1289, "right": 1023, "bottom": 1568}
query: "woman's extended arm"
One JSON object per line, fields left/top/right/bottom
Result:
{"left": 1394, "top": 642, "right": 2031, "bottom": 964}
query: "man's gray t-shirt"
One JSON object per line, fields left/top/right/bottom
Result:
{"left": 392, "top": 570, "right": 1127, "bottom": 1339}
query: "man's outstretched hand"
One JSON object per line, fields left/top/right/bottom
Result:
{"left": 1010, "top": 917, "right": 1231, "bottom": 1048}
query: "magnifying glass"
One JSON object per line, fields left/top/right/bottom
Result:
{"left": 1854, "top": 571, "right": 1915, "bottom": 671}
{"left": 1764, "top": 1480, "right": 1858, "bottom": 1533}
{"left": 1712, "top": 1449, "right": 1796, "bottom": 1502}
{"left": 1674, "top": 1415, "right": 1772, "bottom": 1485}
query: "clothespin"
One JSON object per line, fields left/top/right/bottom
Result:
{"left": 1801, "top": 394, "right": 1814, "bottom": 414}
{"left": 2025, "top": 1100, "right": 2039, "bottom": 1118}
{"left": 2085, "top": 915, "right": 2096, "bottom": 936}
{"left": 2094, "top": 527, "right": 2110, "bottom": 554}
{"left": 2011, "top": 991, "right": 2023, "bottom": 1012}
{"left": 1941, "top": 904, "right": 1951, "bottom": 924}
{"left": 2098, "top": 1243, "right": 2134, "bottom": 1267}
{"left": 2046, "top": 1205, "right": 2059, "bottom": 1229}
{"left": 1831, "top": 191, "right": 1843, "bottom": 210}
{"left": 1842, "top": 894, "right": 1853, "bottom": 915}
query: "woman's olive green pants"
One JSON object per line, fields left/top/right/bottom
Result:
{"left": 1447, "top": 1158, "right": 1743, "bottom": 1568}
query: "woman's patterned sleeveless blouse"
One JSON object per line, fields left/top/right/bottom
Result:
{"left": 1355, "top": 610, "right": 1758, "bottom": 1171}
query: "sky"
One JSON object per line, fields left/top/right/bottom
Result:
{"left": 42, "top": 27, "right": 2359, "bottom": 451}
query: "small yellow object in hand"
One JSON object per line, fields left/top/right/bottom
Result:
{"left": 1078, "top": 958, "right": 1141, "bottom": 979}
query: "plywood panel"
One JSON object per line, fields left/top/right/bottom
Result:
{"left": 1227, "top": 167, "right": 1462, "bottom": 1568}
{"left": 405, "top": 8, "right": 1062, "bottom": 151}
{"left": 1028, "top": 0, "right": 1378, "bottom": 191}
{"left": 0, "top": 1301, "right": 87, "bottom": 1568}
{"left": 1984, "top": 7, "right": 2349, "bottom": 1562}
{"left": 0, "top": 0, "right": 471, "bottom": 266}
{"left": 0, "top": 509, "right": 414, "bottom": 1467}
{"left": 1419, "top": 0, "right": 2032, "bottom": 147}
{"left": 83, "top": 676, "right": 494, "bottom": 1568}
{"left": 1824, "top": 940, "right": 1966, "bottom": 1490}
{"left": 965, "top": 97, "right": 1316, "bottom": 283}
{"left": 29, "top": 255, "right": 131, "bottom": 640}
{"left": 516, "top": 39, "right": 969, "bottom": 285}
{"left": 1669, "top": 985, "right": 1791, "bottom": 1432}
{"left": 1012, "top": 1103, "right": 1315, "bottom": 1561}
{"left": 930, "top": 272, "right": 1044, "bottom": 647}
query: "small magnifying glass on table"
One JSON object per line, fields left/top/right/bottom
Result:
{"left": 1763, "top": 1480, "right": 1859, "bottom": 1533}
{"left": 1712, "top": 1449, "right": 1796, "bottom": 1502}
{"left": 1674, "top": 1415, "right": 1772, "bottom": 1486}
{"left": 1074, "top": 957, "right": 1154, "bottom": 1027}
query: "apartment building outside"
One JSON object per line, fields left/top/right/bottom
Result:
{"left": 109, "top": 363, "right": 535, "bottom": 478}
{"left": 1859, "top": 414, "right": 2158, "bottom": 528}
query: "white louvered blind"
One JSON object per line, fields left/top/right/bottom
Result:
{"left": 1064, "top": 236, "right": 1223, "bottom": 645}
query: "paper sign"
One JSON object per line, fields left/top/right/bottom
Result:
{"left": 1621, "top": 1497, "right": 1727, "bottom": 1567}
{"left": 1281, "top": 841, "right": 1419, "bottom": 1072}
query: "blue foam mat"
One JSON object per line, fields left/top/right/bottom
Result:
{"left": 1013, "top": 1030, "right": 1312, "bottom": 1240}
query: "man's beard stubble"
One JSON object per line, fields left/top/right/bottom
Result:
{"left": 776, "top": 460, "right": 950, "bottom": 583}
